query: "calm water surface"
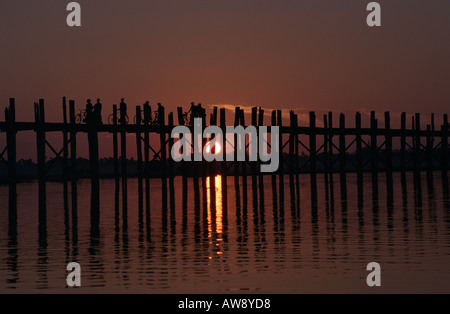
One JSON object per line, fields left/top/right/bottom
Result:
{"left": 1, "top": 172, "right": 450, "bottom": 293}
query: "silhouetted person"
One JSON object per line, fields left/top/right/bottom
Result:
{"left": 157, "top": 102, "right": 163, "bottom": 124}
{"left": 143, "top": 101, "right": 151, "bottom": 124}
{"left": 119, "top": 98, "right": 127, "bottom": 124}
{"left": 94, "top": 98, "right": 102, "bottom": 125}
{"left": 85, "top": 99, "right": 93, "bottom": 124}
{"left": 189, "top": 102, "right": 197, "bottom": 126}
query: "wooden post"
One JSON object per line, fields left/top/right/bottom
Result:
{"left": 35, "top": 99, "right": 47, "bottom": 245}
{"left": 112, "top": 105, "right": 119, "bottom": 183}
{"left": 220, "top": 108, "right": 227, "bottom": 176}
{"left": 69, "top": 100, "right": 77, "bottom": 212}
{"left": 62, "top": 98, "right": 69, "bottom": 245}
{"left": 87, "top": 102, "right": 100, "bottom": 226}
{"left": 251, "top": 107, "right": 258, "bottom": 204}
{"left": 400, "top": 112, "right": 406, "bottom": 173}
{"left": 212, "top": 106, "right": 218, "bottom": 126}
{"left": 239, "top": 108, "right": 247, "bottom": 207}
{"left": 309, "top": 111, "right": 317, "bottom": 187}
{"left": 339, "top": 113, "right": 346, "bottom": 196}
{"left": 220, "top": 107, "right": 228, "bottom": 210}
{"left": 143, "top": 102, "right": 151, "bottom": 212}
{"left": 136, "top": 106, "right": 143, "bottom": 211}
{"left": 168, "top": 112, "right": 175, "bottom": 210}
{"left": 234, "top": 107, "right": 241, "bottom": 197}
{"left": 294, "top": 113, "right": 300, "bottom": 211}
{"left": 323, "top": 114, "right": 329, "bottom": 175}
{"left": 370, "top": 111, "right": 378, "bottom": 187}
{"left": 87, "top": 101, "right": 100, "bottom": 200}
{"left": 414, "top": 113, "right": 421, "bottom": 181}
{"left": 328, "top": 112, "right": 334, "bottom": 173}
{"left": 289, "top": 111, "right": 295, "bottom": 174}
{"left": 288, "top": 111, "right": 296, "bottom": 209}
{"left": 385, "top": 111, "right": 393, "bottom": 196}
{"left": 236, "top": 108, "right": 246, "bottom": 199}
{"left": 277, "top": 110, "right": 285, "bottom": 212}
{"left": 258, "top": 107, "right": 266, "bottom": 214}
{"left": 62, "top": 97, "right": 69, "bottom": 191}
{"left": 177, "top": 107, "right": 184, "bottom": 125}
{"left": 120, "top": 101, "right": 128, "bottom": 210}
{"left": 258, "top": 107, "right": 264, "bottom": 126}
{"left": 69, "top": 100, "right": 78, "bottom": 184}
{"left": 426, "top": 124, "right": 433, "bottom": 175}
{"left": 323, "top": 113, "right": 329, "bottom": 206}
{"left": 35, "top": 99, "right": 46, "bottom": 208}
{"left": 355, "top": 112, "right": 363, "bottom": 199}
{"left": 442, "top": 114, "right": 448, "bottom": 176}
{"left": 159, "top": 105, "right": 167, "bottom": 208}
{"left": 270, "top": 110, "right": 277, "bottom": 209}
{"left": 277, "top": 110, "right": 283, "bottom": 174}
{"left": 5, "top": 98, "right": 17, "bottom": 219}
{"left": 177, "top": 106, "right": 188, "bottom": 211}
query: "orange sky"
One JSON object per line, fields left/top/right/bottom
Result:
{"left": 1, "top": 1, "right": 449, "bottom": 159}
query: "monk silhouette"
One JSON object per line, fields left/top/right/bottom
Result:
{"left": 85, "top": 99, "right": 93, "bottom": 124}
{"left": 94, "top": 98, "right": 102, "bottom": 125}
{"left": 119, "top": 98, "right": 127, "bottom": 124}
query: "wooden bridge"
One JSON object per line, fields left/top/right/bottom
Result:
{"left": 1, "top": 97, "right": 449, "bottom": 215}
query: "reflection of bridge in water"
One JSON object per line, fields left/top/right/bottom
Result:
{"left": 4, "top": 168, "right": 450, "bottom": 291}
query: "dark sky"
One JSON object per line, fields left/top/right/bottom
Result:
{"left": 1, "top": 0, "right": 449, "bottom": 159}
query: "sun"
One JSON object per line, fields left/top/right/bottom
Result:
{"left": 205, "top": 141, "right": 221, "bottom": 154}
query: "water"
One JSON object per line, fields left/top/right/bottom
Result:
{"left": 1, "top": 172, "right": 450, "bottom": 293}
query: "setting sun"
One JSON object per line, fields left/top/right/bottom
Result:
{"left": 205, "top": 141, "right": 221, "bottom": 154}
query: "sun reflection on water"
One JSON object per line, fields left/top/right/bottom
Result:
{"left": 206, "top": 175, "right": 223, "bottom": 258}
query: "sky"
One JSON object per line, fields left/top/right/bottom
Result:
{"left": 0, "top": 0, "right": 449, "bottom": 159}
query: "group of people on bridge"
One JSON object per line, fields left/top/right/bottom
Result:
{"left": 84, "top": 98, "right": 207, "bottom": 126}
